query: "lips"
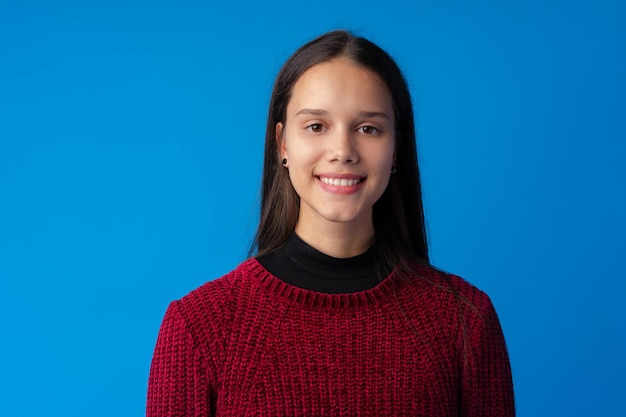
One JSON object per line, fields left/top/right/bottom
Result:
{"left": 316, "top": 172, "right": 365, "bottom": 183}
{"left": 315, "top": 174, "right": 366, "bottom": 193}
{"left": 318, "top": 177, "right": 363, "bottom": 186}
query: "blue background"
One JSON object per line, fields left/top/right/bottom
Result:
{"left": 1, "top": 1, "right": 625, "bottom": 416}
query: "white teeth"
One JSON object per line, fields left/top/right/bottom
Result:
{"left": 320, "top": 177, "right": 361, "bottom": 186}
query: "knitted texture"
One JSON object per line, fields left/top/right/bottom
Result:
{"left": 147, "top": 259, "right": 515, "bottom": 416}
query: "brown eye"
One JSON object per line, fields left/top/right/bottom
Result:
{"left": 359, "top": 125, "right": 379, "bottom": 135}
{"left": 307, "top": 123, "right": 324, "bottom": 133}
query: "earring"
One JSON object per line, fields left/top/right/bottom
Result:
{"left": 282, "top": 158, "right": 288, "bottom": 166}
{"left": 391, "top": 164, "right": 397, "bottom": 174}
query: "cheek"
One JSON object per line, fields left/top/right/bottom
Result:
{"left": 285, "top": 139, "right": 319, "bottom": 168}
{"left": 371, "top": 143, "right": 395, "bottom": 170}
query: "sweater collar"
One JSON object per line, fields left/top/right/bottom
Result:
{"left": 242, "top": 257, "right": 404, "bottom": 312}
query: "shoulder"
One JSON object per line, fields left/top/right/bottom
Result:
{"left": 407, "top": 263, "right": 490, "bottom": 301}
{"left": 398, "top": 263, "right": 499, "bottom": 326}
{"left": 177, "top": 258, "right": 258, "bottom": 313}
{"left": 166, "top": 259, "right": 259, "bottom": 352}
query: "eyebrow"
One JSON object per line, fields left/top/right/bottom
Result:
{"left": 294, "top": 108, "right": 390, "bottom": 120}
{"left": 359, "top": 111, "right": 391, "bottom": 120}
{"left": 294, "top": 109, "right": 328, "bottom": 117}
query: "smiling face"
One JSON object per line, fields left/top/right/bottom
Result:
{"left": 277, "top": 58, "right": 396, "bottom": 243}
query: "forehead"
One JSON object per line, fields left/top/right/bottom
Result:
{"left": 287, "top": 58, "right": 393, "bottom": 116}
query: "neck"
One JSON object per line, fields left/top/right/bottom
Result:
{"left": 294, "top": 218, "right": 375, "bottom": 258}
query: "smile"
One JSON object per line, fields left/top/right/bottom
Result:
{"left": 318, "top": 177, "right": 364, "bottom": 187}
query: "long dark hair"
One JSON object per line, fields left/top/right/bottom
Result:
{"left": 251, "top": 30, "right": 429, "bottom": 271}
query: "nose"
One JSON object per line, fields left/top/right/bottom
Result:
{"left": 329, "top": 128, "right": 358, "bottom": 164}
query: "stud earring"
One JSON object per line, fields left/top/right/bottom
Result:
{"left": 282, "top": 158, "right": 288, "bottom": 166}
{"left": 391, "top": 164, "right": 397, "bottom": 174}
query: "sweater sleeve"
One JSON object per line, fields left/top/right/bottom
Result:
{"left": 461, "top": 294, "right": 515, "bottom": 417}
{"left": 147, "top": 301, "right": 214, "bottom": 417}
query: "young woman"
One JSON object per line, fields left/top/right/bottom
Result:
{"left": 147, "top": 30, "right": 515, "bottom": 416}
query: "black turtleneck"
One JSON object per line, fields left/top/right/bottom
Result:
{"left": 256, "top": 234, "right": 392, "bottom": 294}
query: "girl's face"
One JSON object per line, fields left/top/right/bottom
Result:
{"left": 277, "top": 58, "right": 396, "bottom": 235}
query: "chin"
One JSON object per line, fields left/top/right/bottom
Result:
{"left": 319, "top": 209, "right": 367, "bottom": 225}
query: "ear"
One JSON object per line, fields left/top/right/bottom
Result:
{"left": 276, "top": 122, "right": 286, "bottom": 158}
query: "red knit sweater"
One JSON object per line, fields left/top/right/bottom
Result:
{"left": 147, "top": 259, "right": 514, "bottom": 416}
